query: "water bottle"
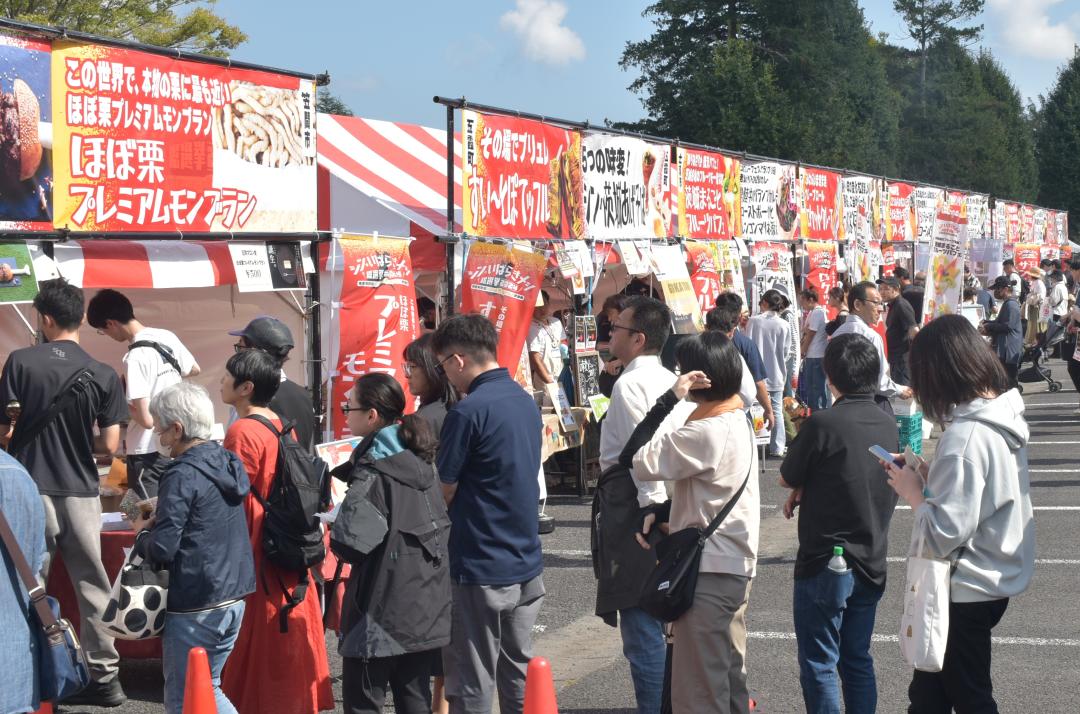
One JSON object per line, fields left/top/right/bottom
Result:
{"left": 827, "top": 545, "right": 850, "bottom": 573}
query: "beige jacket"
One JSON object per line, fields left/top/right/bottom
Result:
{"left": 633, "top": 410, "right": 759, "bottom": 577}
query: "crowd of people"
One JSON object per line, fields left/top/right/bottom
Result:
{"left": 0, "top": 250, "right": 1076, "bottom": 714}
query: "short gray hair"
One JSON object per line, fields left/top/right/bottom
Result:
{"left": 150, "top": 382, "right": 214, "bottom": 441}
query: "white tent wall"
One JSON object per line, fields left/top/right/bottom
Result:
{"left": 0, "top": 286, "right": 307, "bottom": 428}
{"left": 327, "top": 172, "right": 413, "bottom": 237}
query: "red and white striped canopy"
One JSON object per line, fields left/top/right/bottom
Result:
{"left": 317, "top": 114, "right": 462, "bottom": 236}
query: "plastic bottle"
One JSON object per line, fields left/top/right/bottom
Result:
{"left": 827, "top": 545, "right": 850, "bottom": 573}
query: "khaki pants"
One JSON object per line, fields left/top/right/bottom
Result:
{"left": 671, "top": 572, "right": 752, "bottom": 714}
{"left": 40, "top": 495, "right": 119, "bottom": 682}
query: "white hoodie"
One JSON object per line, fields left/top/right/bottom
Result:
{"left": 911, "top": 389, "right": 1035, "bottom": 602}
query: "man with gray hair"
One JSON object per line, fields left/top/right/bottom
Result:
{"left": 134, "top": 381, "right": 254, "bottom": 714}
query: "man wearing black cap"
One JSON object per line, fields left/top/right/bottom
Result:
{"left": 877, "top": 276, "right": 917, "bottom": 386}
{"left": 229, "top": 317, "right": 317, "bottom": 451}
{"left": 980, "top": 276, "right": 1023, "bottom": 388}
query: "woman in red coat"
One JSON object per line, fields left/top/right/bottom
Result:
{"left": 219, "top": 349, "right": 333, "bottom": 713}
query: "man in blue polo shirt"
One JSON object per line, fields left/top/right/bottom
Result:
{"left": 710, "top": 292, "right": 775, "bottom": 432}
{"left": 433, "top": 314, "right": 544, "bottom": 714}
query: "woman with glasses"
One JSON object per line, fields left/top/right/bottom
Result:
{"left": 402, "top": 334, "right": 459, "bottom": 439}
{"left": 333, "top": 373, "right": 451, "bottom": 714}
{"left": 746, "top": 289, "right": 791, "bottom": 457}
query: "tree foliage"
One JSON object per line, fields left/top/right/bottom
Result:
{"left": 892, "top": 0, "right": 983, "bottom": 113}
{"left": 3, "top": 0, "right": 246, "bottom": 56}
{"left": 317, "top": 90, "right": 355, "bottom": 117}
{"left": 1035, "top": 48, "right": 1080, "bottom": 239}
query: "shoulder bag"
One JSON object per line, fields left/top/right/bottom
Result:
{"left": 638, "top": 422, "right": 754, "bottom": 623}
{"left": 0, "top": 508, "right": 91, "bottom": 701}
{"left": 899, "top": 529, "right": 951, "bottom": 672}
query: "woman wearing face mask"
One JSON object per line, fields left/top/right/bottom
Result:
{"left": 131, "top": 382, "right": 255, "bottom": 714}
{"left": 333, "top": 373, "right": 452, "bottom": 714}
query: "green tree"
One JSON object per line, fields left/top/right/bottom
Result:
{"left": 317, "top": 90, "right": 354, "bottom": 117}
{"left": 3, "top": 0, "right": 245, "bottom": 56}
{"left": 892, "top": 0, "right": 984, "bottom": 114}
{"left": 1035, "top": 48, "right": 1080, "bottom": 240}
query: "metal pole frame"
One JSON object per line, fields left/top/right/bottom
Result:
{"left": 444, "top": 104, "right": 457, "bottom": 316}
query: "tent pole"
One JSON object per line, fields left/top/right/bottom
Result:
{"left": 445, "top": 104, "right": 456, "bottom": 317}
{"left": 306, "top": 267, "right": 323, "bottom": 441}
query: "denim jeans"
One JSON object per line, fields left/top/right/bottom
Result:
{"left": 802, "top": 358, "right": 829, "bottom": 411}
{"left": 162, "top": 601, "right": 245, "bottom": 714}
{"left": 793, "top": 568, "right": 883, "bottom": 714}
{"left": 768, "top": 390, "right": 786, "bottom": 455}
{"left": 618, "top": 607, "right": 665, "bottom": 714}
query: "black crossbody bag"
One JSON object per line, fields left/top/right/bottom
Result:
{"left": 638, "top": 426, "right": 754, "bottom": 623}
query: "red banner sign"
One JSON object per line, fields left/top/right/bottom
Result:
{"left": 805, "top": 241, "right": 837, "bottom": 301}
{"left": 676, "top": 148, "right": 740, "bottom": 239}
{"left": 686, "top": 241, "right": 723, "bottom": 314}
{"left": 799, "top": 168, "right": 840, "bottom": 240}
{"left": 461, "top": 110, "right": 583, "bottom": 240}
{"left": 460, "top": 242, "right": 548, "bottom": 377}
{"left": 1013, "top": 243, "right": 1041, "bottom": 275}
{"left": 331, "top": 235, "right": 419, "bottom": 438}
{"left": 885, "top": 182, "right": 915, "bottom": 242}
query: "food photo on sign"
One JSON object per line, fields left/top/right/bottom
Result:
{"left": 0, "top": 33, "right": 52, "bottom": 229}
{"left": 0, "top": 241, "right": 38, "bottom": 303}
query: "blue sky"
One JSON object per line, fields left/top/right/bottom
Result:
{"left": 213, "top": 0, "right": 1079, "bottom": 128}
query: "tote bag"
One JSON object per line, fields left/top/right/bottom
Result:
{"left": 101, "top": 550, "right": 168, "bottom": 640}
{"left": 899, "top": 531, "right": 951, "bottom": 672}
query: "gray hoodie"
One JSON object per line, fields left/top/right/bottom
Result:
{"left": 911, "top": 390, "right": 1035, "bottom": 602}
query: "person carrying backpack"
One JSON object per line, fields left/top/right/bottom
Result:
{"left": 219, "top": 349, "right": 333, "bottom": 714}
{"left": 331, "top": 373, "right": 451, "bottom": 714}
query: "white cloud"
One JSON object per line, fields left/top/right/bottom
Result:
{"left": 499, "top": 0, "right": 586, "bottom": 66}
{"left": 987, "top": 0, "right": 1077, "bottom": 61}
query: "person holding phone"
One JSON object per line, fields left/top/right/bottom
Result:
{"left": 778, "top": 334, "right": 899, "bottom": 713}
{"left": 881, "top": 316, "right": 1034, "bottom": 713}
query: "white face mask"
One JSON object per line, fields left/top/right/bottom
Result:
{"left": 156, "top": 427, "right": 175, "bottom": 459}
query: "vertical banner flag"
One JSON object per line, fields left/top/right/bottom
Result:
{"left": 1033, "top": 208, "right": 1048, "bottom": 245}
{"left": 751, "top": 242, "right": 794, "bottom": 314}
{"left": 676, "top": 148, "right": 741, "bottom": 239}
{"left": 1019, "top": 205, "right": 1035, "bottom": 243}
{"left": 799, "top": 167, "right": 841, "bottom": 241}
{"left": 1004, "top": 202, "right": 1021, "bottom": 244}
{"left": 52, "top": 41, "right": 317, "bottom": 232}
{"left": 686, "top": 241, "right": 723, "bottom": 314}
{"left": 1055, "top": 212, "right": 1068, "bottom": 245}
{"left": 332, "top": 235, "right": 419, "bottom": 438}
{"left": 965, "top": 194, "right": 990, "bottom": 242}
{"left": 912, "top": 186, "right": 944, "bottom": 244}
{"left": 460, "top": 241, "right": 547, "bottom": 378}
{"left": 885, "top": 181, "right": 915, "bottom": 243}
{"left": 582, "top": 133, "right": 672, "bottom": 239}
{"left": 0, "top": 33, "right": 52, "bottom": 230}
{"left": 741, "top": 162, "right": 799, "bottom": 241}
{"left": 651, "top": 243, "right": 702, "bottom": 334}
{"left": 881, "top": 243, "right": 897, "bottom": 278}
{"left": 715, "top": 240, "right": 746, "bottom": 299}
{"left": 922, "top": 205, "right": 967, "bottom": 324}
{"left": 806, "top": 241, "right": 838, "bottom": 300}
{"left": 461, "top": 110, "right": 583, "bottom": 240}
{"left": 841, "top": 176, "right": 876, "bottom": 282}
{"left": 1045, "top": 211, "right": 1058, "bottom": 246}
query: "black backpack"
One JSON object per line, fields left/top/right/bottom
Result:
{"left": 244, "top": 415, "right": 330, "bottom": 632}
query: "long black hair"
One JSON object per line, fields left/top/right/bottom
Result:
{"left": 403, "top": 334, "right": 459, "bottom": 408}
{"left": 353, "top": 373, "right": 437, "bottom": 463}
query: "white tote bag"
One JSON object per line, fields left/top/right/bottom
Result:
{"left": 899, "top": 531, "right": 951, "bottom": 672}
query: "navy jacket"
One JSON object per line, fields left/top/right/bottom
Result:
{"left": 983, "top": 296, "right": 1023, "bottom": 365}
{"left": 135, "top": 442, "right": 256, "bottom": 611}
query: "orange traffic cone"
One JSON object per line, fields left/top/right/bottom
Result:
{"left": 523, "top": 656, "right": 558, "bottom": 714}
{"left": 182, "top": 647, "right": 218, "bottom": 714}
{"left": 32, "top": 702, "right": 52, "bottom": 714}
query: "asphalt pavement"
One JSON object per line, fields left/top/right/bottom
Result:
{"left": 59, "top": 360, "right": 1080, "bottom": 713}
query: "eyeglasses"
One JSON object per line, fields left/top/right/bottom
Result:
{"left": 610, "top": 323, "right": 643, "bottom": 335}
{"left": 435, "top": 354, "right": 459, "bottom": 376}
{"left": 341, "top": 403, "right": 369, "bottom": 414}
{"left": 401, "top": 362, "right": 415, "bottom": 378}
{"left": 860, "top": 299, "right": 884, "bottom": 307}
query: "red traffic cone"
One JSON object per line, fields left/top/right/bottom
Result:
{"left": 523, "top": 656, "right": 558, "bottom": 714}
{"left": 182, "top": 647, "right": 218, "bottom": 714}
{"left": 32, "top": 702, "right": 52, "bottom": 714}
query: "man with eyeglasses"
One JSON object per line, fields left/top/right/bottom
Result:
{"left": 227, "top": 317, "right": 316, "bottom": 452}
{"left": 831, "top": 282, "right": 912, "bottom": 412}
{"left": 876, "top": 276, "right": 918, "bottom": 387}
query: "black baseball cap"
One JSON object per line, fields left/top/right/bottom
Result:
{"left": 988, "top": 276, "right": 1011, "bottom": 291}
{"left": 877, "top": 276, "right": 901, "bottom": 289}
{"left": 229, "top": 316, "right": 294, "bottom": 351}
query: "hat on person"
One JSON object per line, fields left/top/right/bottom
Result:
{"left": 1025, "top": 266, "right": 1044, "bottom": 279}
{"left": 769, "top": 281, "right": 791, "bottom": 301}
{"left": 877, "top": 276, "right": 901, "bottom": 289}
{"left": 229, "top": 316, "right": 294, "bottom": 351}
{"left": 988, "top": 275, "right": 1011, "bottom": 291}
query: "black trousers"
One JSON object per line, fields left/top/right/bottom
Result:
{"left": 126, "top": 452, "right": 169, "bottom": 499}
{"left": 1064, "top": 336, "right": 1080, "bottom": 397}
{"left": 908, "top": 599, "right": 1009, "bottom": 714}
{"left": 1001, "top": 359, "right": 1019, "bottom": 389}
{"left": 342, "top": 649, "right": 436, "bottom": 714}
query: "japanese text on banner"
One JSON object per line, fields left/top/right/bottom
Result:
{"left": 677, "top": 148, "right": 740, "bottom": 239}
{"left": 922, "top": 207, "right": 967, "bottom": 324}
{"left": 582, "top": 133, "right": 672, "bottom": 239}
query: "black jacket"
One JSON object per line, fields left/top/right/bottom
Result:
{"left": 134, "top": 442, "right": 256, "bottom": 612}
{"left": 334, "top": 427, "right": 451, "bottom": 658}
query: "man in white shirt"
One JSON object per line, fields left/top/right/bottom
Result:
{"left": 798, "top": 287, "right": 830, "bottom": 410}
{"left": 830, "top": 282, "right": 912, "bottom": 411}
{"left": 527, "top": 290, "right": 565, "bottom": 398}
{"left": 1002, "top": 259, "right": 1022, "bottom": 298}
{"left": 87, "top": 289, "right": 199, "bottom": 498}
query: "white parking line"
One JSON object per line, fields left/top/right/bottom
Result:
{"left": 1030, "top": 469, "right": 1080, "bottom": 473}
{"left": 1029, "top": 441, "right": 1080, "bottom": 445}
{"left": 747, "top": 631, "right": 1080, "bottom": 647}
{"left": 1024, "top": 402, "right": 1079, "bottom": 408}
{"left": 893, "top": 505, "right": 1080, "bottom": 510}
{"left": 885, "top": 557, "right": 1080, "bottom": 565}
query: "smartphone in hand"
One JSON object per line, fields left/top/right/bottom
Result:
{"left": 868, "top": 445, "right": 903, "bottom": 467}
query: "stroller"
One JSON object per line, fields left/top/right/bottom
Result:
{"left": 1018, "top": 319, "right": 1066, "bottom": 393}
